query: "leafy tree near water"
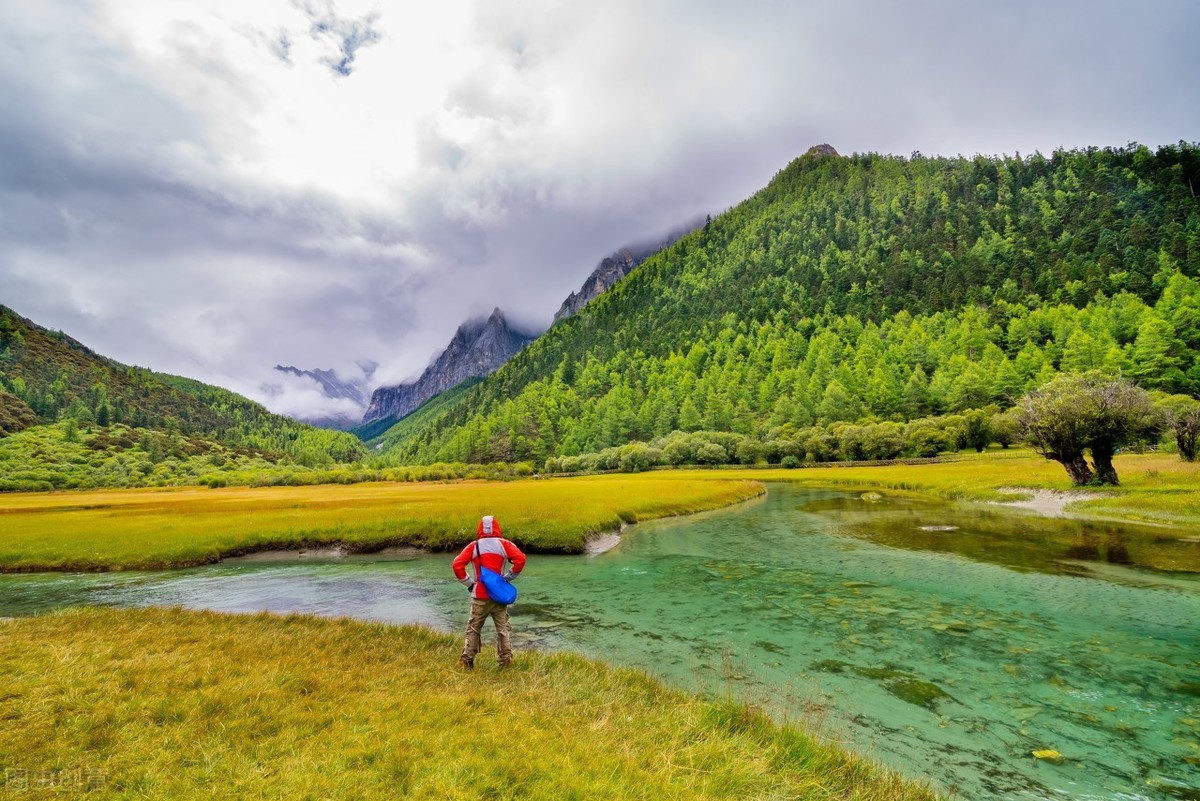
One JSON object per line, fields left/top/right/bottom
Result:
{"left": 1016, "top": 372, "right": 1159, "bottom": 485}
{"left": 1154, "top": 393, "right": 1200, "bottom": 461}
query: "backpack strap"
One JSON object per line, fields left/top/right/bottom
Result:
{"left": 473, "top": 540, "right": 486, "bottom": 587}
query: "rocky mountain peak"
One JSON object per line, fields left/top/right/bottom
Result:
{"left": 362, "top": 308, "right": 537, "bottom": 425}
{"left": 804, "top": 143, "right": 839, "bottom": 158}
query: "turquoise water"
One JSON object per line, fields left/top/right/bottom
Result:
{"left": 2, "top": 485, "right": 1198, "bottom": 799}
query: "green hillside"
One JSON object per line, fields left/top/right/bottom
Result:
{"left": 0, "top": 305, "right": 364, "bottom": 467}
{"left": 386, "top": 143, "right": 1200, "bottom": 465}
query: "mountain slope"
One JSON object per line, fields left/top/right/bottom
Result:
{"left": 0, "top": 305, "right": 364, "bottom": 463}
{"left": 382, "top": 143, "right": 1200, "bottom": 464}
{"left": 553, "top": 223, "right": 700, "bottom": 323}
{"left": 364, "top": 378, "right": 483, "bottom": 460}
{"left": 363, "top": 308, "right": 536, "bottom": 425}
{"left": 0, "top": 389, "right": 39, "bottom": 435}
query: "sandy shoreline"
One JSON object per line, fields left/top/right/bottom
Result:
{"left": 221, "top": 545, "right": 426, "bottom": 563}
{"left": 990, "top": 487, "right": 1106, "bottom": 517}
{"left": 584, "top": 528, "right": 624, "bottom": 555}
{"left": 221, "top": 536, "right": 628, "bottom": 563}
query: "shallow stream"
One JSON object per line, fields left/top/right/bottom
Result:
{"left": 3, "top": 485, "right": 1198, "bottom": 800}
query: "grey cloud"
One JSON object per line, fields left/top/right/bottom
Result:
{"left": 2, "top": 0, "right": 1198, "bottom": 424}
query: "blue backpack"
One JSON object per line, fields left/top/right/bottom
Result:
{"left": 475, "top": 542, "right": 518, "bottom": 605}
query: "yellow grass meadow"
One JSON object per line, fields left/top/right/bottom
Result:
{"left": 3, "top": 450, "right": 1199, "bottom": 572}
{"left": 0, "top": 607, "right": 940, "bottom": 801}
{"left": 0, "top": 475, "right": 764, "bottom": 571}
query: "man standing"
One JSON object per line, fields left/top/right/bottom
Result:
{"left": 451, "top": 514, "right": 526, "bottom": 668}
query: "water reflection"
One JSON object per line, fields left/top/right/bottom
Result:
{"left": 1, "top": 485, "right": 1197, "bottom": 800}
{"left": 804, "top": 492, "right": 1200, "bottom": 575}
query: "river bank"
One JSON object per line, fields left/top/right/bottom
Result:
{"left": 991, "top": 487, "right": 1106, "bottom": 516}
{"left": 706, "top": 451, "right": 1200, "bottom": 531}
{"left": 3, "top": 452, "right": 1197, "bottom": 574}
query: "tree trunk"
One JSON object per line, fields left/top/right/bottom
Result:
{"left": 1090, "top": 444, "right": 1119, "bottom": 486}
{"left": 1176, "top": 416, "right": 1198, "bottom": 461}
{"left": 1061, "top": 454, "right": 1094, "bottom": 486}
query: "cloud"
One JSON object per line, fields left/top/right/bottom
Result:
{"left": 1, "top": 0, "right": 1198, "bottom": 424}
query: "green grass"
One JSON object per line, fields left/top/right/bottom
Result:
{"left": 0, "top": 475, "right": 764, "bottom": 571}
{"left": 0, "top": 607, "right": 940, "bottom": 800}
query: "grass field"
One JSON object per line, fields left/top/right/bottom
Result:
{"left": 3, "top": 451, "right": 1196, "bottom": 573}
{"left": 0, "top": 475, "right": 764, "bottom": 572}
{"left": 0, "top": 607, "right": 939, "bottom": 800}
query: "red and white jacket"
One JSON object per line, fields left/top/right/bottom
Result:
{"left": 451, "top": 515, "right": 526, "bottom": 601}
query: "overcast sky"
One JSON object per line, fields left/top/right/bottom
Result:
{"left": 2, "top": 0, "right": 1198, "bottom": 421}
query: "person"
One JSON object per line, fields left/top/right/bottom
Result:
{"left": 451, "top": 514, "right": 526, "bottom": 668}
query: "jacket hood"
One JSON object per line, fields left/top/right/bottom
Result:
{"left": 476, "top": 515, "right": 502, "bottom": 538}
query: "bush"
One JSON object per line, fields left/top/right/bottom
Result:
{"left": 904, "top": 419, "right": 953, "bottom": 457}
{"left": 695, "top": 443, "right": 728, "bottom": 465}
{"left": 990, "top": 410, "right": 1020, "bottom": 448}
{"left": 663, "top": 437, "right": 698, "bottom": 465}
{"left": 618, "top": 443, "right": 657, "bottom": 473}
{"left": 802, "top": 428, "right": 838, "bottom": 462}
{"left": 733, "top": 438, "right": 764, "bottom": 465}
{"left": 761, "top": 439, "right": 797, "bottom": 464}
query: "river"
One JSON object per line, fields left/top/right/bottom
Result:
{"left": 2, "top": 485, "right": 1198, "bottom": 800}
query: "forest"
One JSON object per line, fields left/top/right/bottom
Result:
{"left": 0, "top": 305, "right": 365, "bottom": 467}
{"left": 376, "top": 144, "right": 1200, "bottom": 465}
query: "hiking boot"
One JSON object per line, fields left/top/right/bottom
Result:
{"left": 497, "top": 659, "right": 512, "bottom": 669}
{"left": 458, "top": 656, "right": 474, "bottom": 670}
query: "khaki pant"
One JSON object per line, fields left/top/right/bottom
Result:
{"left": 460, "top": 598, "right": 513, "bottom": 665}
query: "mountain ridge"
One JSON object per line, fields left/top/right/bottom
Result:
{"left": 553, "top": 222, "right": 701, "bottom": 323}
{"left": 362, "top": 308, "right": 536, "bottom": 425}
{"left": 0, "top": 304, "right": 364, "bottom": 464}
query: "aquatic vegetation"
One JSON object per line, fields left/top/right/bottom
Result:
{"left": 811, "top": 661, "right": 951, "bottom": 710}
